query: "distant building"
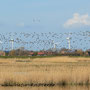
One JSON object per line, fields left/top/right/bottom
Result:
{"left": 29, "top": 51, "right": 34, "bottom": 56}
{"left": 38, "top": 51, "right": 46, "bottom": 56}
{"left": 46, "top": 51, "right": 53, "bottom": 55}
{"left": 37, "top": 51, "right": 54, "bottom": 56}
{"left": 60, "top": 49, "right": 80, "bottom": 56}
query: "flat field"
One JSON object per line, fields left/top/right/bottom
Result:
{"left": 0, "top": 56, "right": 90, "bottom": 86}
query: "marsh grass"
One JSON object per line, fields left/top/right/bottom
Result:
{"left": 0, "top": 57, "right": 90, "bottom": 86}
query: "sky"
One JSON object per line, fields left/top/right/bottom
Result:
{"left": 0, "top": 0, "right": 90, "bottom": 33}
{"left": 0, "top": 0, "right": 90, "bottom": 51}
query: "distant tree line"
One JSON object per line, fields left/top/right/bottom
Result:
{"left": 0, "top": 48, "right": 89, "bottom": 57}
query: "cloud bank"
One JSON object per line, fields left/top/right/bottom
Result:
{"left": 64, "top": 13, "right": 90, "bottom": 28}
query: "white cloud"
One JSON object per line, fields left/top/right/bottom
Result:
{"left": 17, "top": 22, "right": 25, "bottom": 27}
{"left": 64, "top": 13, "right": 90, "bottom": 28}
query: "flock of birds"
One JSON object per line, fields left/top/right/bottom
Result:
{"left": 0, "top": 31, "right": 90, "bottom": 51}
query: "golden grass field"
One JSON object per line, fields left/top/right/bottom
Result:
{"left": 0, "top": 56, "right": 90, "bottom": 86}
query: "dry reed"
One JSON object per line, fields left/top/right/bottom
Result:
{"left": 0, "top": 56, "right": 90, "bottom": 86}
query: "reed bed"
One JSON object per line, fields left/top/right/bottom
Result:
{"left": 0, "top": 56, "right": 90, "bottom": 86}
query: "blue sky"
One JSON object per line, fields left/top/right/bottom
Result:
{"left": 0, "top": 0, "right": 90, "bottom": 33}
{"left": 0, "top": 0, "right": 90, "bottom": 50}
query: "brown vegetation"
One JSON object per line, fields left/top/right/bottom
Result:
{"left": 0, "top": 51, "right": 5, "bottom": 56}
{"left": 0, "top": 57, "right": 90, "bottom": 86}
